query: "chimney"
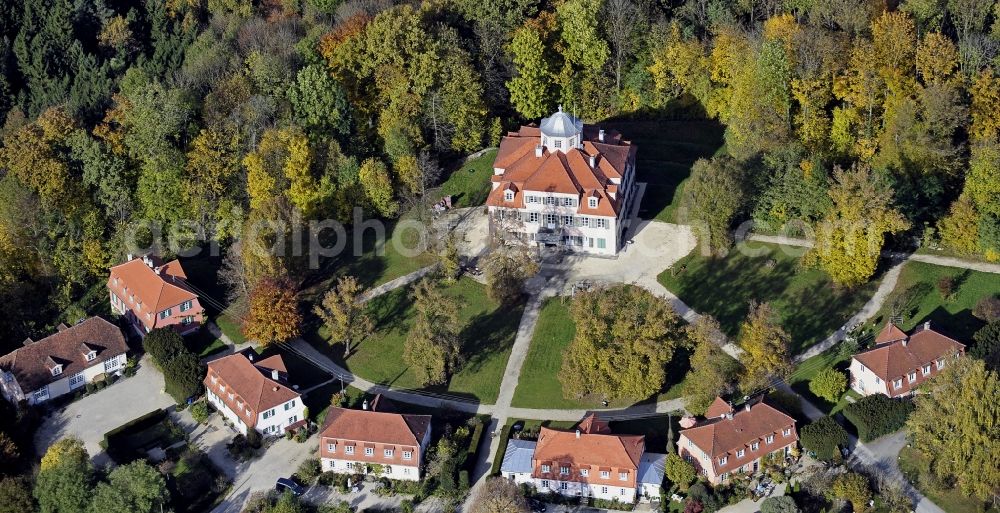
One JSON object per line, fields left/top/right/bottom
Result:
{"left": 271, "top": 369, "right": 279, "bottom": 381}
{"left": 248, "top": 353, "right": 254, "bottom": 361}
{"left": 924, "top": 321, "right": 931, "bottom": 331}
{"left": 362, "top": 399, "right": 369, "bottom": 411}
{"left": 589, "top": 155, "right": 597, "bottom": 168}
{"left": 744, "top": 402, "right": 751, "bottom": 412}
{"left": 154, "top": 266, "right": 163, "bottom": 275}
{"left": 575, "top": 429, "right": 580, "bottom": 439}
{"left": 535, "top": 145, "right": 543, "bottom": 158}
{"left": 127, "top": 253, "right": 134, "bottom": 261}
{"left": 598, "top": 129, "right": 605, "bottom": 142}
{"left": 142, "top": 256, "right": 152, "bottom": 268}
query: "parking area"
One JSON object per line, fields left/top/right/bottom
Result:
{"left": 34, "top": 356, "right": 175, "bottom": 466}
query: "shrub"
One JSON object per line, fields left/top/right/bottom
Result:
{"left": 800, "top": 416, "right": 848, "bottom": 461}
{"left": 189, "top": 401, "right": 210, "bottom": 424}
{"left": 809, "top": 368, "right": 847, "bottom": 403}
{"left": 458, "top": 470, "right": 469, "bottom": 490}
{"left": 143, "top": 328, "right": 204, "bottom": 403}
{"left": 972, "top": 320, "right": 1000, "bottom": 371}
{"left": 760, "top": 495, "right": 799, "bottom": 513}
{"left": 830, "top": 472, "right": 871, "bottom": 512}
{"left": 936, "top": 276, "right": 955, "bottom": 299}
{"left": 843, "top": 394, "right": 914, "bottom": 442}
{"left": 295, "top": 459, "right": 322, "bottom": 483}
{"left": 973, "top": 296, "right": 1000, "bottom": 322}
{"left": 227, "top": 431, "right": 263, "bottom": 461}
{"left": 664, "top": 453, "right": 696, "bottom": 491}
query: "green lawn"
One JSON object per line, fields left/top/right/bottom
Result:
{"left": 867, "top": 261, "right": 1000, "bottom": 342}
{"left": 308, "top": 277, "right": 522, "bottom": 403}
{"left": 437, "top": 149, "right": 498, "bottom": 208}
{"left": 511, "top": 297, "right": 689, "bottom": 409}
{"left": 601, "top": 119, "right": 725, "bottom": 223}
{"left": 898, "top": 447, "right": 997, "bottom": 513}
{"left": 787, "top": 348, "right": 858, "bottom": 416}
{"left": 658, "top": 241, "right": 879, "bottom": 354}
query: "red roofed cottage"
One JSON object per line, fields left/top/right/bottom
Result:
{"left": 204, "top": 351, "right": 305, "bottom": 437}
{"left": 486, "top": 107, "right": 638, "bottom": 256}
{"left": 677, "top": 398, "right": 798, "bottom": 485}
{"left": 108, "top": 254, "right": 204, "bottom": 337}
{"left": 849, "top": 321, "right": 965, "bottom": 398}
{"left": 319, "top": 395, "right": 431, "bottom": 481}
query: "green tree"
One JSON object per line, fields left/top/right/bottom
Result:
{"left": 287, "top": 64, "right": 351, "bottom": 136}
{"left": 809, "top": 368, "right": 847, "bottom": 402}
{"left": 800, "top": 416, "right": 848, "bottom": 461}
{"left": 482, "top": 243, "right": 539, "bottom": 304}
{"left": 440, "top": 235, "right": 460, "bottom": 283}
{"left": 681, "top": 157, "right": 748, "bottom": 256}
{"left": 35, "top": 438, "right": 93, "bottom": 513}
{"left": 972, "top": 320, "right": 1000, "bottom": 371}
{"left": 141, "top": 328, "right": 186, "bottom": 367}
{"left": 684, "top": 316, "right": 739, "bottom": 414}
{"left": 0, "top": 477, "right": 34, "bottom": 513}
{"left": 737, "top": 301, "right": 792, "bottom": 392}
{"left": 87, "top": 461, "right": 169, "bottom": 513}
{"left": 664, "top": 453, "right": 696, "bottom": 491}
{"left": 806, "top": 165, "right": 910, "bottom": 287}
{"left": 404, "top": 279, "right": 462, "bottom": 386}
{"left": 506, "top": 24, "right": 554, "bottom": 118}
{"left": 760, "top": 496, "right": 800, "bottom": 513}
{"left": 560, "top": 284, "right": 683, "bottom": 401}
{"left": 314, "top": 275, "right": 371, "bottom": 357}
{"left": 907, "top": 357, "right": 999, "bottom": 501}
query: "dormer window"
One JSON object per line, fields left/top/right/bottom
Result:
{"left": 50, "top": 365, "right": 62, "bottom": 377}
{"left": 936, "top": 359, "right": 945, "bottom": 370}
{"left": 618, "top": 472, "right": 627, "bottom": 481}
{"left": 85, "top": 351, "right": 96, "bottom": 362}
{"left": 541, "top": 464, "right": 551, "bottom": 473}
{"left": 908, "top": 371, "right": 916, "bottom": 383}
{"left": 737, "top": 449, "right": 745, "bottom": 458}
{"left": 751, "top": 442, "right": 759, "bottom": 451}
{"left": 766, "top": 435, "right": 774, "bottom": 444}
{"left": 560, "top": 466, "right": 569, "bottom": 475}
{"left": 893, "top": 379, "right": 902, "bottom": 390}
{"left": 783, "top": 428, "right": 792, "bottom": 436}
{"left": 923, "top": 364, "right": 931, "bottom": 376}
{"left": 600, "top": 470, "right": 610, "bottom": 478}
{"left": 719, "top": 456, "right": 728, "bottom": 465}
{"left": 504, "top": 190, "right": 514, "bottom": 202}
{"left": 588, "top": 197, "right": 598, "bottom": 208}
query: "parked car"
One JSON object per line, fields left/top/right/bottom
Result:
{"left": 275, "top": 477, "right": 305, "bottom": 496}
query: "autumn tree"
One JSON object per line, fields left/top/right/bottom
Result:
{"left": 358, "top": 158, "right": 399, "bottom": 218}
{"left": 684, "top": 316, "right": 739, "bottom": 414}
{"left": 831, "top": 472, "right": 872, "bottom": 512}
{"left": 0, "top": 477, "right": 34, "bottom": 513}
{"left": 483, "top": 243, "right": 539, "bottom": 304}
{"left": 560, "top": 284, "right": 683, "bottom": 401}
{"left": 35, "top": 437, "right": 93, "bottom": 513}
{"left": 805, "top": 165, "right": 909, "bottom": 287}
{"left": 314, "top": 275, "right": 371, "bottom": 357}
{"left": 440, "top": 235, "right": 460, "bottom": 283}
{"left": 470, "top": 477, "right": 529, "bottom": 513}
{"left": 664, "top": 453, "right": 697, "bottom": 491}
{"left": 681, "top": 157, "right": 749, "bottom": 256}
{"left": 737, "top": 301, "right": 792, "bottom": 392}
{"left": 507, "top": 23, "right": 554, "bottom": 119}
{"left": 404, "top": 279, "right": 462, "bottom": 386}
{"left": 809, "top": 368, "right": 847, "bottom": 402}
{"left": 243, "top": 277, "right": 302, "bottom": 347}
{"left": 906, "top": 357, "right": 999, "bottom": 501}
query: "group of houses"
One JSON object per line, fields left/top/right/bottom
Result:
{"left": 0, "top": 109, "right": 972, "bottom": 504}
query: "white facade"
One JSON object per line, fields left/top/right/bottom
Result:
{"left": 849, "top": 358, "right": 889, "bottom": 396}
{"left": 532, "top": 478, "right": 637, "bottom": 502}
{"left": 320, "top": 457, "right": 421, "bottom": 481}
{"left": 492, "top": 192, "right": 626, "bottom": 256}
{"left": 206, "top": 389, "right": 304, "bottom": 437}
{"left": 5, "top": 352, "right": 127, "bottom": 406}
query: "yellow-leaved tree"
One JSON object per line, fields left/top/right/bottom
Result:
{"left": 806, "top": 165, "right": 910, "bottom": 287}
{"left": 737, "top": 301, "right": 792, "bottom": 392}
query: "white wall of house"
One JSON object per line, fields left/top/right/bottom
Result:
{"left": 255, "top": 397, "right": 305, "bottom": 436}
{"left": 501, "top": 471, "right": 534, "bottom": 486}
{"left": 532, "top": 478, "right": 637, "bottom": 502}
{"left": 15, "top": 352, "right": 127, "bottom": 406}
{"left": 206, "top": 389, "right": 249, "bottom": 435}
{"left": 321, "top": 458, "right": 421, "bottom": 481}
{"left": 638, "top": 483, "right": 661, "bottom": 501}
{"left": 849, "top": 358, "right": 888, "bottom": 397}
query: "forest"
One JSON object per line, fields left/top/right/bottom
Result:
{"left": 0, "top": 0, "right": 998, "bottom": 352}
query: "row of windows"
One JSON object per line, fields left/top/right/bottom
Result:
{"left": 326, "top": 443, "right": 414, "bottom": 460}
{"left": 717, "top": 428, "right": 793, "bottom": 466}
{"left": 539, "top": 480, "right": 629, "bottom": 496}
{"left": 159, "top": 301, "right": 194, "bottom": 320}
{"left": 520, "top": 212, "right": 610, "bottom": 229}
{"left": 540, "top": 465, "right": 627, "bottom": 481}
{"left": 329, "top": 461, "right": 413, "bottom": 475}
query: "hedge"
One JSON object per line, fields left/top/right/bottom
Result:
{"left": 842, "top": 394, "right": 914, "bottom": 442}
{"left": 800, "top": 416, "right": 848, "bottom": 461}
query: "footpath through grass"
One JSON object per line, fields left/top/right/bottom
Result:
{"left": 601, "top": 119, "right": 725, "bottom": 223}
{"left": 511, "top": 297, "right": 689, "bottom": 409}
{"left": 657, "top": 241, "right": 878, "bottom": 354}
{"left": 867, "top": 261, "right": 1000, "bottom": 342}
{"left": 308, "top": 277, "right": 522, "bottom": 404}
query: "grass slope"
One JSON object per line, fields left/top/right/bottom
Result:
{"left": 867, "top": 261, "right": 1000, "bottom": 342}
{"left": 601, "top": 119, "right": 725, "bottom": 223}
{"left": 511, "top": 297, "right": 689, "bottom": 409}
{"left": 437, "top": 148, "right": 498, "bottom": 208}
{"left": 658, "top": 241, "right": 878, "bottom": 354}
{"left": 309, "top": 277, "right": 522, "bottom": 403}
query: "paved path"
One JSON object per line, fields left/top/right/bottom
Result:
{"left": 358, "top": 264, "right": 439, "bottom": 303}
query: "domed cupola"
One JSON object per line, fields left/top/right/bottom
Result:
{"left": 539, "top": 106, "right": 583, "bottom": 154}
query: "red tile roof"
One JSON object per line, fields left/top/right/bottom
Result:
{"left": 854, "top": 322, "right": 966, "bottom": 397}
{"left": 319, "top": 396, "right": 431, "bottom": 448}
{"left": 875, "top": 323, "right": 908, "bottom": 344}
{"left": 680, "top": 400, "right": 797, "bottom": 476}
{"left": 204, "top": 352, "right": 300, "bottom": 428}
{"left": 532, "top": 426, "right": 645, "bottom": 487}
{"left": 0, "top": 317, "right": 128, "bottom": 392}
{"left": 704, "top": 397, "right": 734, "bottom": 419}
{"left": 107, "top": 256, "right": 198, "bottom": 330}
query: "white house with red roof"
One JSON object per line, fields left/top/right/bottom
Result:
{"left": 849, "top": 321, "right": 965, "bottom": 398}
{"left": 677, "top": 398, "right": 798, "bottom": 485}
{"left": 486, "top": 107, "right": 638, "bottom": 256}
{"left": 107, "top": 254, "right": 204, "bottom": 337}
{"left": 500, "top": 414, "right": 665, "bottom": 503}
{"left": 204, "top": 351, "right": 305, "bottom": 437}
{"left": 319, "top": 395, "right": 431, "bottom": 481}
